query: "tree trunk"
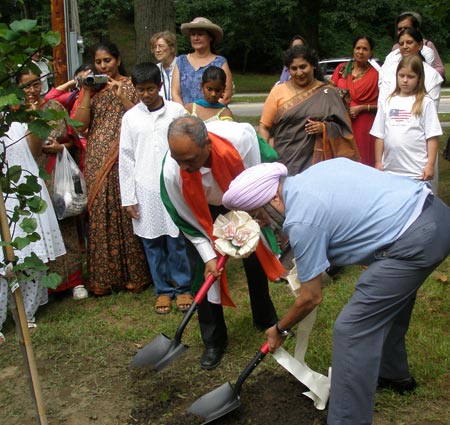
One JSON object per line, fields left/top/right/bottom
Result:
{"left": 51, "top": 0, "right": 68, "bottom": 85}
{"left": 134, "top": 0, "right": 176, "bottom": 63}
{"left": 299, "top": 0, "right": 321, "bottom": 51}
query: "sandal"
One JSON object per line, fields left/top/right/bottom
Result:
{"left": 155, "top": 295, "right": 172, "bottom": 315}
{"left": 176, "top": 293, "right": 193, "bottom": 313}
{"left": 0, "top": 332, "right": 5, "bottom": 345}
{"left": 27, "top": 322, "right": 38, "bottom": 334}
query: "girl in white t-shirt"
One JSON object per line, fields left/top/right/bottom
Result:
{"left": 371, "top": 55, "right": 442, "bottom": 190}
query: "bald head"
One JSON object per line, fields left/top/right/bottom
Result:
{"left": 168, "top": 116, "right": 212, "bottom": 172}
{"left": 168, "top": 116, "right": 208, "bottom": 147}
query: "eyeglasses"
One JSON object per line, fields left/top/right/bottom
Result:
{"left": 22, "top": 82, "right": 42, "bottom": 92}
{"left": 152, "top": 44, "right": 168, "bottom": 51}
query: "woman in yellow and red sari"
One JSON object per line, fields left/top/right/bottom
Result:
{"left": 259, "top": 45, "right": 359, "bottom": 176}
{"left": 331, "top": 36, "right": 379, "bottom": 167}
{"left": 73, "top": 41, "right": 150, "bottom": 295}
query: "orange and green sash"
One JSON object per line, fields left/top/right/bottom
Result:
{"left": 180, "top": 132, "right": 285, "bottom": 306}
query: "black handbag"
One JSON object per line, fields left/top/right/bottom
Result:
{"left": 443, "top": 137, "right": 450, "bottom": 161}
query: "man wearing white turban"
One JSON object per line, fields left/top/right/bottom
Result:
{"left": 161, "top": 116, "right": 284, "bottom": 370}
{"left": 223, "top": 158, "right": 450, "bottom": 425}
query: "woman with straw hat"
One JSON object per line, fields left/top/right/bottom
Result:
{"left": 171, "top": 17, "right": 233, "bottom": 105}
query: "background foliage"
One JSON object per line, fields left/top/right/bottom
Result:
{"left": 1, "top": 0, "right": 449, "bottom": 72}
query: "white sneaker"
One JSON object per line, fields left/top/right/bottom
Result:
{"left": 73, "top": 285, "right": 88, "bottom": 300}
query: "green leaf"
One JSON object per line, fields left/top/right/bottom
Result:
{"left": 42, "top": 31, "right": 61, "bottom": 47}
{"left": 16, "top": 183, "right": 36, "bottom": 196}
{"left": 16, "top": 252, "right": 48, "bottom": 272}
{"left": 9, "top": 20, "right": 38, "bottom": 33}
{"left": 40, "top": 272, "right": 62, "bottom": 289}
{"left": 24, "top": 174, "right": 41, "bottom": 192}
{"left": 39, "top": 168, "right": 50, "bottom": 181}
{"left": 27, "top": 195, "right": 47, "bottom": 213}
{"left": 16, "top": 209, "right": 32, "bottom": 217}
{"left": 66, "top": 117, "right": 83, "bottom": 128}
{"left": 27, "top": 232, "right": 41, "bottom": 242}
{"left": 11, "top": 236, "right": 31, "bottom": 250}
{"left": 6, "top": 165, "right": 22, "bottom": 183}
{"left": 0, "top": 177, "right": 14, "bottom": 193}
{"left": 27, "top": 119, "right": 52, "bottom": 140}
{"left": 0, "top": 93, "right": 21, "bottom": 108}
{"left": 19, "top": 217, "right": 37, "bottom": 233}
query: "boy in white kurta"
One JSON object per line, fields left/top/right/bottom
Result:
{"left": 119, "top": 62, "right": 191, "bottom": 314}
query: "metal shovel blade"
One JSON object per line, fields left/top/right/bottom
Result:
{"left": 130, "top": 333, "right": 188, "bottom": 370}
{"left": 187, "top": 341, "right": 270, "bottom": 423}
{"left": 187, "top": 382, "right": 240, "bottom": 424}
{"left": 130, "top": 255, "right": 228, "bottom": 370}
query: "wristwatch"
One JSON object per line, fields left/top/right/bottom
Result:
{"left": 275, "top": 322, "right": 293, "bottom": 338}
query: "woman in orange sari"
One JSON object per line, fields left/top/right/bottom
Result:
{"left": 331, "top": 36, "right": 379, "bottom": 166}
{"left": 73, "top": 41, "right": 150, "bottom": 295}
{"left": 259, "top": 45, "right": 359, "bottom": 176}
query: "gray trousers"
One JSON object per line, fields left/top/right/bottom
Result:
{"left": 328, "top": 195, "right": 450, "bottom": 425}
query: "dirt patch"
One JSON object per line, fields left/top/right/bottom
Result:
{"left": 129, "top": 366, "right": 327, "bottom": 425}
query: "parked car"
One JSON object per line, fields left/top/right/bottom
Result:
{"left": 319, "top": 57, "right": 383, "bottom": 82}
{"left": 319, "top": 57, "right": 352, "bottom": 81}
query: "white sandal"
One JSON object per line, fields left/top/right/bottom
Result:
{"left": 27, "top": 322, "right": 37, "bottom": 329}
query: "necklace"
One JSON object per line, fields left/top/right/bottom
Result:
{"left": 351, "top": 62, "right": 369, "bottom": 80}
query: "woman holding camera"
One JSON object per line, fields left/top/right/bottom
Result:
{"left": 73, "top": 41, "right": 151, "bottom": 296}
{"left": 18, "top": 68, "right": 87, "bottom": 300}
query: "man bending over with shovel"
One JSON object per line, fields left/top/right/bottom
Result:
{"left": 161, "top": 116, "right": 285, "bottom": 370}
{"left": 222, "top": 159, "right": 450, "bottom": 425}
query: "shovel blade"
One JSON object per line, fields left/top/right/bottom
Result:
{"left": 130, "top": 333, "right": 188, "bottom": 370}
{"left": 187, "top": 382, "right": 240, "bottom": 424}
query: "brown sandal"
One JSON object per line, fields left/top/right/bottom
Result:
{"left": 176, "top": 293, "right": 193, "bottom": 312}
{"left": 155, "top": 295, "right": 172, "bottom": 315}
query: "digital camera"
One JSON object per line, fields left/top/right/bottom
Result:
{"left": 81, "top": 73, "right": 108, "bottom": 86}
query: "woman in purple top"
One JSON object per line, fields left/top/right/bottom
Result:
{"left": 171, "top": 17, "right": 233, "bottom": 105}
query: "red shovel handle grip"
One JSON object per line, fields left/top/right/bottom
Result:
{"left": 261, "top": 340, "right": 270, "bottom": 355}
{"left": 194, "top": 255, "right": 228, "bottom": 303}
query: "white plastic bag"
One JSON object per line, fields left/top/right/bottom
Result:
{"left": 53, "top": 147, "right": 87, "bottom": 220}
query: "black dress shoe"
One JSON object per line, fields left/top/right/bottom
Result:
{"left": 377, "top": 376, "right": 417, "bottom": 394}
{"left": 200, "top": 345, "right": 226, "bottom": 370}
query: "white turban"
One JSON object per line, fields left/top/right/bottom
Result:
{"left": 222, "top": 162, "right": 288, "bottom": 211}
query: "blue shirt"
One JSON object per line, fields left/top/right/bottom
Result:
{"left": 283, "top": 158, "right": 429, "bottom": 281}
{"left": 177, "top": 54, "right": 227, "bottom": 104}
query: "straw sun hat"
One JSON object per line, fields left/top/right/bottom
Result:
{"left": 180, "top": 17, "right": 224, "bottom": 43}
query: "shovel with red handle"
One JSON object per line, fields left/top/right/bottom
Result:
{"left": 130, "top": 255, "right": 228, "bottom": 370}
{"left": 187, "top": 340, "right": 270, "bottom": 423}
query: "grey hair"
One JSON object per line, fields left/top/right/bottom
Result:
{"left": 167, "top": 116, "right": 208, "bottom": 147}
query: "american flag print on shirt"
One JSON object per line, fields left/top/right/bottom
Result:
{"left": 389, "top": 109, "right": 411, "bottom": 122}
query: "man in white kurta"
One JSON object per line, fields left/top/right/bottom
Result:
{"left": 119, "top": 64, "right": 191, "bottom": 313}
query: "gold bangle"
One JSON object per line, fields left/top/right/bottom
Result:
{"left": 79, "top": 105, "right": 90, "bottom": 110}
{"left": 367, "top": 105, "right": 370, "bottom": 112}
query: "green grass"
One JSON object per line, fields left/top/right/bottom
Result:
{"left": 231, "top": 95, "right": 267, "bottom": 103}
{"left": 232, "top": 73, "right": 278, "bottom": 93}
{"left": 0, "top": 124, "right": 449, "bottom": 425}
{"left": 444, "top": 63, "right": 450, "bottom": 87}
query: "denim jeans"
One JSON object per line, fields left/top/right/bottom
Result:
{"left": 141, "top": 234, "right": 191, "bottom": 297}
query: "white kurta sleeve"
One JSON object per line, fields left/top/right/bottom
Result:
{"left": 118, "top": 113, "right": 137, "bottom": 206}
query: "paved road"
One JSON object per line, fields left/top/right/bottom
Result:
{"left": 230, "top": 93, "right": 450, "bottom": 116}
